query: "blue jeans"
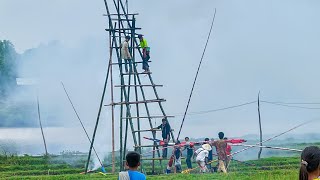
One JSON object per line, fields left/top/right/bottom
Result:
{"left": 142, "top": 53, "right": 150, "bottom": 71}
{"left": 162, "top": 138, "right": 169, "bottom": 158}
{"left": 186, "top": 149, "right": 193, "bottom": 169}
{"left": 207, "top": 150, "right": 213, "bottom": 171}
{"left": 124, "top": 59, "right": 132, "bottom": 72}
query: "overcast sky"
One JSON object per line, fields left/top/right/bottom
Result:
{"left": 1, "top": 0, "right": 320, "bottom": 155}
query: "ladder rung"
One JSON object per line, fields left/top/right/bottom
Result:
{"left": 105, "top": 99, "right": 166, "bottom": 106}
{"left": 111, "top": 61, "right": 151, "bottom": 65}
{"left": 121, "top": 72, "right": 152, "bottom": 75}
{"left": 115, "top": 85, "right": 163, "bottom": 87}
{"left": 105, "top": 28, "right": 141, "bottom": 31}
{"left": 104, "top": 13, "right": 139, "bottom": 16}
{"left": 133, "top": 129, "right": 161, "bottom": 133}
{"left": 121, "top": 115, "right": 174, "bottom": 119}
{"left": 133, "top": 129, "right": 175, "bottom": 133}
{"left": 111, "top": 46, "right": 140, "bottom": 49}
{"left": 134, "top": 144, "right": 174, "bottom": 148}
{"left": 111, "top": 18, "right": 134, "bottom": 21}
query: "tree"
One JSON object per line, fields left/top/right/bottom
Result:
{"left": 0, "top": 40, "right": 18, "bottom": 97}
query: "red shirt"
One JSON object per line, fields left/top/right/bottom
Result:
{"left": 226, "top": 144, "right": 232, "bottom": 155}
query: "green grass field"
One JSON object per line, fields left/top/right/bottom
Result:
{"left": 0, "top": 154, "right": 301, "bottom": 180}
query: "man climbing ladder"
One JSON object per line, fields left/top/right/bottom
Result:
{"left": 138, "top": 34, "right": 150, "bottom": 73}
{"left": 121, "top": 36, "right": 132, "bottom": 73}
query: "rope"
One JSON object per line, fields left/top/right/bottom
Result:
{"left": 187, "top": 100, "right": 257, "bottom": 115}
{"left": 176, "top": 8, "right": 217, "bottom": 140}
{"left": 61, "top": 82, "right": 104, "bottom": 168}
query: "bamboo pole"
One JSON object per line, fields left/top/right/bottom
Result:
{"left": 257, "top": 92, "right": 263, "bottom": 159}
{"left": 36, "top": 90, "right": 48, "bottom": 156}
{"left": 110, "top": 30, "right": 116, "bottom": 173}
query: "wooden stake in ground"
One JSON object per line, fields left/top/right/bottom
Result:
{"left": 36, "top": 90, "right": 48, "bottom": 156}
{"left": 257, "top": 92, "right": 263, "bottom": 159}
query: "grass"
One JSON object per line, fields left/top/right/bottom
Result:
{"left": 0, "top": 155, "right": 301, "bottom": 179}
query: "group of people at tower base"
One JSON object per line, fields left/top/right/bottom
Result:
{"left": 154, "top": 118, "right": 237, "bottom": 174}
{"left": 118, "top": 118, "right": 320, "bottom": 179}
{"left": 167, "top": 132, "right": 232, "bottom": 174}
{"left": 120, "top": 145, "right": 320, "bottom": 180}
{"left": 121, "top": 34, "right": 150, "bottom": 73}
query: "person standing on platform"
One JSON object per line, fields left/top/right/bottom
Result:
{"left": 121, "top": 35, "right": 132, "bottom": 73}
{"left": 138, "top": 34, "right": 150, "bottom": 73}
{"left": 153, "top": 118, "right": 171, "bottom": 158}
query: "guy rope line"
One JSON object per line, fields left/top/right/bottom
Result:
{"left": 187, "top": 100, "right": 257, "bottom": 115}
{"left": 61, "top": 82, "right": 105, "bottom": 171}
{"left": 261, "top": 100, "right": 320, "bottom": 110}
{"left": 231, "top": 144, "right": 302, "bottom": 152}
{"left": 176, "top": 8, "right": 217, "bottom": 141}
{"left": 181, "top": 119, "right": 314, "bottom": 173}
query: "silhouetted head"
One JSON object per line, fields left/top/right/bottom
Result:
{"left": 162, "top": 118, "right": 167, "bottom": 125}
{"left": 299, "top": 146, "right": 320, "bottom": 180}
{"left": 126, "top": 151, "right": 141, "bottom": 168}
{"left": 185, "top": 137, "right": 189, "bottom": 141}
{"left": 125, "top": 36, "right": 130, "bottom": 41}
{"left": 218, "top": 132, "right": 224, "bottom": 140}
{"left": 175, "top": 140, "right": 181, "bottom": 145}
{"left": 138, "top": 34, "right": 143, "bottom": 40}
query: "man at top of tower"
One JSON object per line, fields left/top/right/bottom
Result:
{"left": 138, "top": 34, "right": 150, "bottom": 73}
{"left": 121, "top": 35, "right": 132, "bottom": 73}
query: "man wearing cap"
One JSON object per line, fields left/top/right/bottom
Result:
{"left": 195, "top": 144, "right": 212, "bottom": 173}
{"left": 121, "top": 36, "right": 132, "bottom": 73}
{"left": 138, "top": 34, "right": 150, "bottom": 73}
{"left": 154, "top": 118, "right": 171, "bottom": 158}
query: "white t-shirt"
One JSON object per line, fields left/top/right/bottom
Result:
{"left": 121, "top": 41, "right": 132, "bottom": 59}
{"left": 195, "top": 148, "right": 209, "bottom": 162}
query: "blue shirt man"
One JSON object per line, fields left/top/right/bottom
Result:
{"left": 119, "top": 151, "right": 146, "bottom": 180}
{"left": 128, "top": 170, "right": 146, "bottom": 180}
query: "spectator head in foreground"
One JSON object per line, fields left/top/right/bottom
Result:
{"left": 299, "top": 146, "right": 320, "bottom": 180}
{"left": 120, "top": 151, "right": 146, "bottom": 180}
{"left": 126, "top": 151, "right": 141, "bottom": 170}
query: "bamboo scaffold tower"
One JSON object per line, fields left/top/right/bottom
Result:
{"left": 85, "top": 0, "right": 175, "bottom": 174}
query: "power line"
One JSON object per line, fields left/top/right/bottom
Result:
{"left": 261, "top": 100, "right": 320, "bottom": 105}
{"left": 149, "top": 100, "right": 257, "bottom": 117}
{"left": 61, "top": 82, "right": 105, "bottom": 170}
{"left": 185, "top": 100, "right": 257, "bottom": 115}
{"left": 261, "top": 100, "right": 320, "bottom": 110}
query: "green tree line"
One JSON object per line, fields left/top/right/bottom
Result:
{"left": 0, "top": 40, "right": 18, "bottom": 98}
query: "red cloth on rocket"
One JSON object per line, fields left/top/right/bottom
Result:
{"left": 225, "top": 139, "right": 246, "bottom": 144}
